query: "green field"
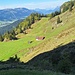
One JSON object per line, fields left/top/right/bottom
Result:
{"left": 0, "top": 8, "right": 75, "bottom": 63}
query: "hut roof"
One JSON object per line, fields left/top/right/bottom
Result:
{"left": 36, "top": 36, "right": 45, "bottom": 40}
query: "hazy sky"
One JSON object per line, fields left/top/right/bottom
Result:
{"left": 0, "top": 0, "right": 70, "bottom": 9}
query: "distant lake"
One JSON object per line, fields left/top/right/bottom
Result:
{"left": 0, "top": 20, "right": 17, "bottom": 27}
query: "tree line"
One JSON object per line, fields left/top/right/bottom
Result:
{"left": 61, "top": 0, "right": 75, "bottom": 12}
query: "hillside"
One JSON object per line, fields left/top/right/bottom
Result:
{"left": 0, "top": 6, "right": 75, "bottom": 61}
{"left": 60, "top": 0, "right": 75, "bottom": 12}
{"left": 0, "top": 1, "right": 75, "bottom": 74}
{"left": 20, "top": 8, "right": 75, "bottom": 62}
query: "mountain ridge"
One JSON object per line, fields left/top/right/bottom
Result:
{"left": 0, "top": 7, "right": 60, "bottom": 21}
{"left": 0, "top": 8, "right": 35, "bottom": 21}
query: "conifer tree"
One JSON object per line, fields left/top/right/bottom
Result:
{"left": 57, "top": 16, "right": 61, "bottom": 24}
{"left": 0, "top": 35, "right": 3, "bottom": 42}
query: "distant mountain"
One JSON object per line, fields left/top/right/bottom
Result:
{"left": 0, "top": 19, "right": 23, "bottom": 34}
{"left": 0, "top": 8, "right": 35, "bottom": 21}
{"left": 35, "top": 6, "right": 60, "bottom": 14}
{"left": 0, "top": 7, "right": 60, "bottom": 21}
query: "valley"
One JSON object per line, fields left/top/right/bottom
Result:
{"left": 0, "top": 21, "right": 13, "bottom": 27}
{"left": 0, "top": 19, "right": 23, "bottom": 34}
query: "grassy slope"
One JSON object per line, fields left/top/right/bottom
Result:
{"left": 0, "top": 18, "right": 47, "bottom": 60}
{"left": 0, "top": 8, "right": 75, "bottom": 62}
{"left": 20, "top": 9, "right": 75, "bottom": 62}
